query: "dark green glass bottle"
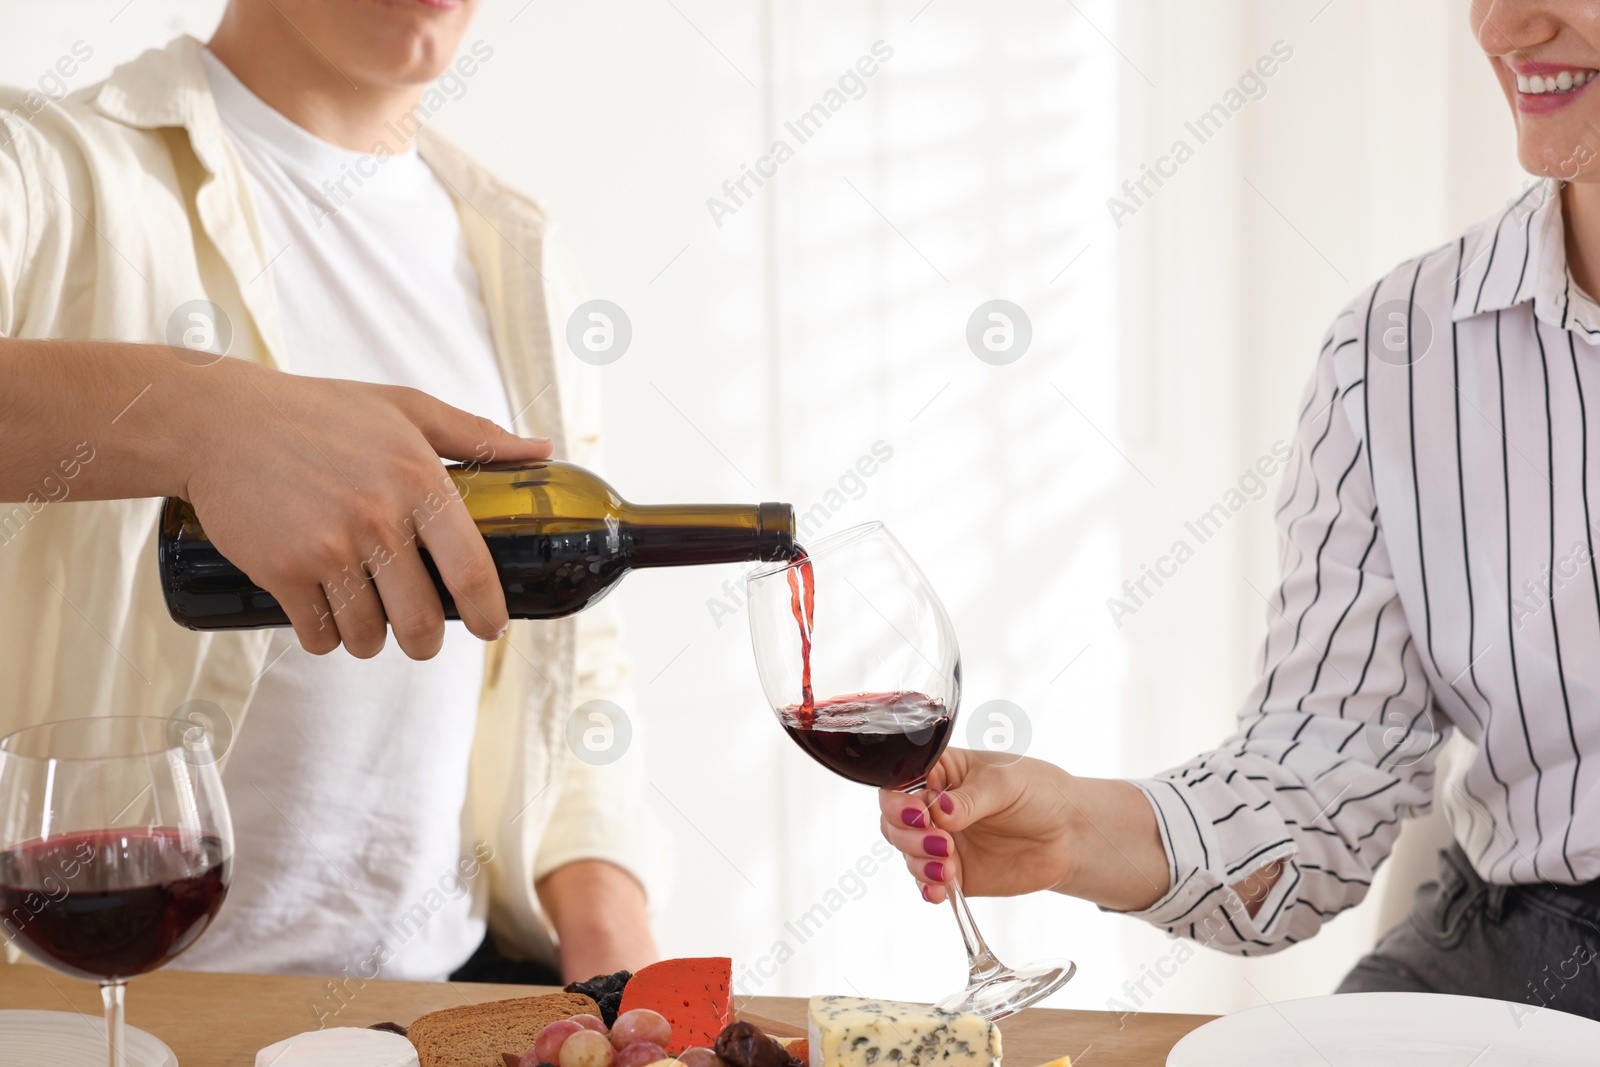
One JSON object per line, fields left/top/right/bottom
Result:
{"left": 158, "top": 460, "right": 796, "bottom": 630}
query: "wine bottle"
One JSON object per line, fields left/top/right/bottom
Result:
{"left": 157, "top": 460, "right": 797, "bottom": 630}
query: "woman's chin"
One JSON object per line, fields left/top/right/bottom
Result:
{"left": 1516, "top": 137, "right": 1597, "bottom": 182}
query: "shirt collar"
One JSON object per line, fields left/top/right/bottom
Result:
{"left": 1453, "top": 177, "right": 1600, "bottom": 340}
{"left": 90, "top": 35, "right": 233, "bottom": 177}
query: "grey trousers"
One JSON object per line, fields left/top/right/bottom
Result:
{"left": 1337, "top": 844, "right": 1600, "bottom": 1021}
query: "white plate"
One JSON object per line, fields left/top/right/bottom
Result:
{"left": 1167, "top": 992, "right": 1600, "bottom": 1067}
{"left": 0, "top": 1008, "right": 179, "bottom": 1067}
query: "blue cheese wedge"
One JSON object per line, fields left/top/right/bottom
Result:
{"left": 807, "top": 995, "right": 1001, "bottom": 1067}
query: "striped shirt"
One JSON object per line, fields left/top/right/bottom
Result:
{"left": 1128, "top": 178, "right": 1600, "bottom": 953}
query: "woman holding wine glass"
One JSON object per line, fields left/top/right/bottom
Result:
{"left": 877, "top": 0, "right": 1600, "bottom": 1022}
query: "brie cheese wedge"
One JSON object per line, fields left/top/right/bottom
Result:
{"left": 254, "top": 1027, "right": 420, "bottom": 1067}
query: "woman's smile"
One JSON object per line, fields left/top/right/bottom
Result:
{"left": 1510, "top": 60, "right": 1600, "bottom": 112}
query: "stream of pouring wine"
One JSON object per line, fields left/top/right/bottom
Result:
{"left": 786, "top": 548, "right": 815, "bottom": 719}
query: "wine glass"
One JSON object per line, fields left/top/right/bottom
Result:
{"left": 746, "top": 521, "right": 1074, "bottom": 1020}
{"left": 0, "top": 716, "right": 234, "bottom": 1067}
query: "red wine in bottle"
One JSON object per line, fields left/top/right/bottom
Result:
{"left": 158, "top": 460, "right": 796, "bottom": 630}
{"left": 779, "top": 691, "right": 953, "bottom": 789}
{"left": 0, "top": 828, "right": 230, "bottom": 981}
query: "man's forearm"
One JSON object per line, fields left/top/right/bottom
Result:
{"left": 0, "top": 337, "right": 209, "bottom": 502}
{"left": 536, "top": 859, "right": 659, "bottom": 983}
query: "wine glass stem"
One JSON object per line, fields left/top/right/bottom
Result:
{"left": 101, "top": 979, "right": 127, "bottom": 1067}
{"left": 945, "top": 882, "right": 1006, "bottom": 984}
{"left": 906, "top": 783, "right": 1008, "bottom": 984}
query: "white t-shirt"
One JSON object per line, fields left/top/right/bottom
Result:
{"left": 178, "top": 50, "right": 513, "bottom": 982}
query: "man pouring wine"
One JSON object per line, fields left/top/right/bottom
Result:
{"left": 0, "top": 0, "right": 664, "bottom": 987}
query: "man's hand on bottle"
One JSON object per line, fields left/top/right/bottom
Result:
{"left": 0, "top": 338, "right": 548, "bottom": 658}
{"left": 183, "top": 357, "right": 552, "bottom": 659}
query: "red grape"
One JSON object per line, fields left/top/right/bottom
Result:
{"left": 573, "top": 1015, "right": 610, "bottom": 1035}
{"left": 616, "top": 1042, "right": 670, "bottom": 1067}
{"left": 611, "top": 1009, "right": 672, "bottom": 1050}
{"left": 535, "top": 1019, "right": 585, "bottom": 1065}
{"left": 561, "top": 1030, "right": 618, "bottom": 1067}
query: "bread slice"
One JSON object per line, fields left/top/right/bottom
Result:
{"left": 408, "top": 991, "right": 599, "bottom": 1067}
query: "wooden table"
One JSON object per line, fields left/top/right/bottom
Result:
{"left": 0, "top": 966, "right": 1214, "bottom": 1066}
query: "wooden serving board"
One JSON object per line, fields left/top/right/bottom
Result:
{"left": 736, "top": 1011, "right": 807, "bottom": 1041}
{"left": 0, "top": 969, "right": 1210, "bottom": 1066}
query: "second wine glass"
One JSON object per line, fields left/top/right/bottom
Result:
{"left": 0, "top": 716, "right": 234, "bottom": 1067}
{"left": 746, "top": 521, "right": 1074, "bottom": 1020}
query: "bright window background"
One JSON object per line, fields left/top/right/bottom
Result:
{"left": 2, "top": 0, "right": 1522, "bottom": 1017}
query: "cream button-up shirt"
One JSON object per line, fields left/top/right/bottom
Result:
{"left": 0, "top": 35, "right": 664, "bottom": 966}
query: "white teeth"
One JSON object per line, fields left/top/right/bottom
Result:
{"left": 1519, "top": 69, "right": 1595, "bottom": 94}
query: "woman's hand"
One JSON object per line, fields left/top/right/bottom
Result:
{"left": 878, "top": 750, "right": 1172, "bottom": 912}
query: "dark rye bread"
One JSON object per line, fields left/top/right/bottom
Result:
{"left": 408, "top": 991, "right": 599, "bottom": 1067}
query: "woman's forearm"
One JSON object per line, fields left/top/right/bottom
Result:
{"left": 1052, "top": 776, "right": 1172, "bottom": 911}
{"left": 1053, "top": 775, "right": 1282, "bottom": 917}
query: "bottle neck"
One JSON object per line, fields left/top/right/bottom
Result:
{"left": 623, "top": 502, "right": 795, "bottom": 568}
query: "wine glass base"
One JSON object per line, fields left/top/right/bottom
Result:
{"left": 0, "top": 1010, "right": 177, "bottom": 1067}
{"left": 936, "top": 959, "right": 1077, "bottom": 1021}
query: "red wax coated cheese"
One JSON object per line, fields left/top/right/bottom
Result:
{"left": 616, "top": 957, "right": 733, "bottom": 1054}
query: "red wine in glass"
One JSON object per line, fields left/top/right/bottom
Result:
{"left": 782, "top": 549, "right": 953, "bottom": 789}
{"left": 0, "top": 716, "right": 235, "bottom": 1067}
{"left": 0, "top": 828, "right": 230, "bottom": 982}
{"left": 780, "top": 691, "right": 953, "bottom": 790}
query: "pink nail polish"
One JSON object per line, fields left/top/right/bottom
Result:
{"left": 924, "top": 835, "right": 949, "bottom": 858}
{"left": 920, "top": 883, "right": 933, "bottom": 902}
{"left": 938, "top": 791, "right": 955, "bottom": 815}
{"left": 901, "top": 807, "right": 927, "bottom": 829}
{"left": 925, "top": 861, "right": 945, "bottom": 882}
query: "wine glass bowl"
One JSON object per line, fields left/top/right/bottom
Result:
{"left": 747, "top": 522, "right": 1074, "bottom": 1019}
{"left": 0, "top": 716, "right": 234, "bottom": 1066}
{"left": 747, "top": 521, "right": 960, "bottom": 791}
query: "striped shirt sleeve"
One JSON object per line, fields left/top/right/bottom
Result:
{"left": 1119, "top": 300, "right": 1447, "bottom": 954}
